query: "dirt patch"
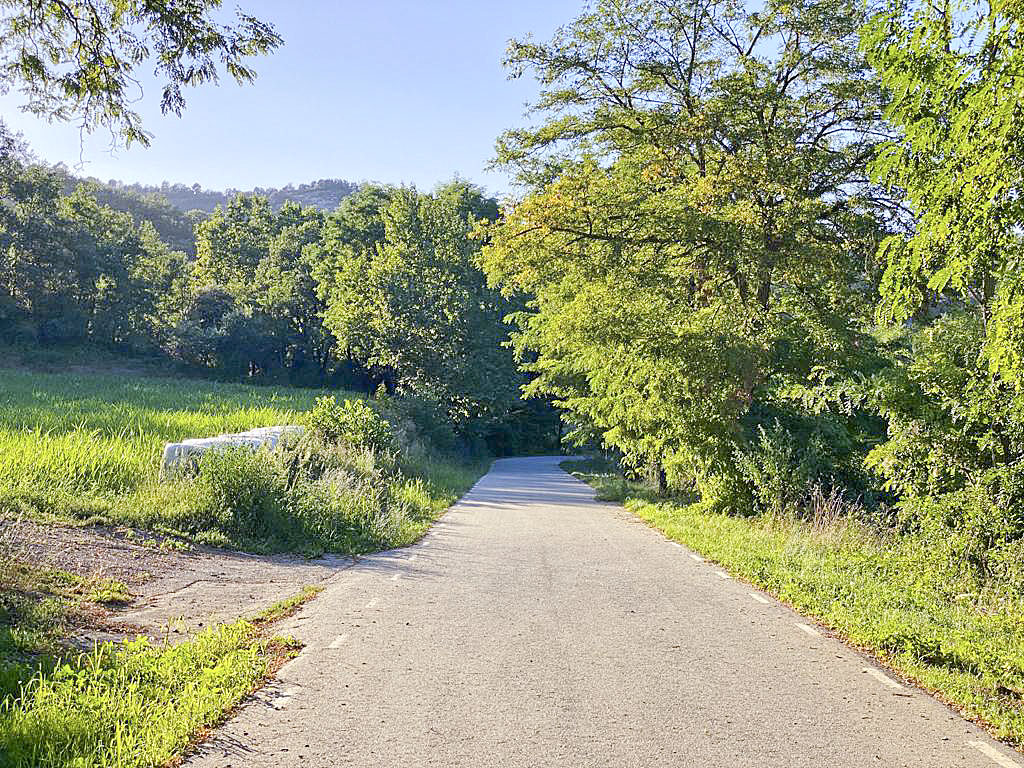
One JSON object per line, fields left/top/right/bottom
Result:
{"left": 0, "top": 518, "right": 351, "bottom": 645}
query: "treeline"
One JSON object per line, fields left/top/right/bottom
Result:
{"left": 101, "top": 178, "right": 359, "bottom": 214}
{"left": 480, "top": 0, "right": 1024, "bottom": 584}
{"left": 0, "top": 148, "right": 555, "bottom": 455}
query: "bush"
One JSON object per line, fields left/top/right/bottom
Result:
{"left": 380, "top": 395, "right": 459, "bottom": 457}
{"left": 192, "top": 447, "right": 290, "bottom": 543}
{"left": 307, "top": 396, "right": 393, "bottom": 453}
{"left": 905, "top": 464, "right": 1024, "bottom": 583}
{"left": 734, "top": 423, "right": 810, "bottom": 518}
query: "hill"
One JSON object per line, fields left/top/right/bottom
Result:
{"left": 99, "top": 177, "right": 359, "bottom": 214}
{"left": 57, "top": 172, "right": 200, "bottom": 254}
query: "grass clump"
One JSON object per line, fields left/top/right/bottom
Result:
{"left": 0, "top": 581, "right": 324, "bottom": 768}
{"left": 0, "top": 621, "right": 287, "bottom": 768}
{"left": 563, "top": 458, "right": 1024, "bottom": 747}
{"left": 0, "top": 554, "right": 133, "bottom": 700}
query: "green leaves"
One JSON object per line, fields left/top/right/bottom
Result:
{"left": 484, "top": 0, "right": 886, "bottom": 487}
{"left": 0, "top": 0, "right": 282, "bottom": 146}
{"left": 864, "top": 0, "right": 1024, "bottom": 387}
{"left": 318, "top": 182, "right": 524, "bottom": 430}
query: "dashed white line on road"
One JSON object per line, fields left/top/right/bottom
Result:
{"left": 749, "top": 592, "right": 770, "bottom": 604}
{"left": 795, "top": 623, "right": 820, "bottom": 637}
{"left": 270, "top": 686, "right": 299, "bottom": 709}
{"left": 390, "top": 573, "right": 401, "bottom": 581}
{"left": 968, "top": 740, "right": 1023, "bottom": 768}
{"left": 715, "top": 570, "right": 730, "bottom": 579}
{"left": 689, "top": 553, "right": 703, "bottom": 562}
{"left": 328, "top": 633, "right": 349, "bottom": 649}
{"left": 365, "top": 597, "right": 379, "bottom": 609}
{"left": 863, "top": 667, "right": 903, "bottom": 690}
{"left": 406, "top": 555, "right": 417, "bottom": 562}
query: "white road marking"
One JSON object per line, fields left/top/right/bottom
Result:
{"left": 669, "top": 542, "right": 682, "bottom": 548}
{"left": 406, "top": 555, "right": 417, "bottom": 563}
{"left": 715, "top": 570, "right": 730, "bottom": 579}
{"left": 390, "top": 573, "right": 401, "bottom": 581}
{"left": 968, "top": 740, "right": 1023, "bottom": 768}
{"left": 365, "top": 597, "right": 379, "bottom": 609}
{"left": 749, "top": 592, "right": 770, "bottom": 604}
{"left": 270, "top": 686, "right": 299, "bottom": 709}
{"left": 689, "top": 553, "right": 703, "bottom": 562}
{"left": 863, "top": 667, "right": 903, "bottom": 690}
{"left": 328, "top": 633, "right": 349, "bottom": 649}
{"left": 795, "top": 623, "right": 820, "bottom": 637}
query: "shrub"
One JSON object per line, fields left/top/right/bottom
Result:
{"left": 734, "top": 423, "right": 809, "bottom": 518}
{"left": 906, "top": 464, "right": 1024, "bottom": 583}
{"left": 307, "top": 396, "right": 393, "bottom": 453}
{"left": 380, "top": 394, "right": 459, "bottom": 457}
{"left": 191, "top": 447, "right": 290, "bottom": 543}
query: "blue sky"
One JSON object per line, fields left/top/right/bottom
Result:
{"left": 0, "top": 0, "right": 582, "bottom": 196}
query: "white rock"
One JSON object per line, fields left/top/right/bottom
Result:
{"left": 161, "top": 425, "right": 305, "bottom": 474}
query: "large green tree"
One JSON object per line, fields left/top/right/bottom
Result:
{"left": 482, "top": 0, "right": 887, "bottom": 497}
{"left": 863, "top": 0, "right": 1024, "bottom": 385}
{"left": 842, "top": 0, "right": 1024, "bottom": 564}
{"left": 318, "top": 182, "right": 527, "bottom": 432}
{"left": 182, "top": 197, "right": 330, "bottom": 378}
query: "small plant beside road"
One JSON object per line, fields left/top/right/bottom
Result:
{"left": 0, "top": 588, "right": 317, "bottom": 768}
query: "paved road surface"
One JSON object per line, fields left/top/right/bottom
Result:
{"left": 187, "top": 456, "right": 1021, "bottom": 768}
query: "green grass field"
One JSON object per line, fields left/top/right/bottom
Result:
{"left": 0, "top": 367, "right": 487, "bottom": 554}
{"left": 0, "top": 367, "right": 330, "bottom": 504}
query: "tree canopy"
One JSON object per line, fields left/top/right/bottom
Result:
{"left": 483, "top": 0, "right": 887, "bottom": 495}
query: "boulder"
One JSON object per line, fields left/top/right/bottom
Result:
{"left": 161, "top": 425, "right": 305, "bottom": 474}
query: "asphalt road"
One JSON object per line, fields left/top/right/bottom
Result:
{"left": 186, "top": 456, "right": 1022, "bottom": 768}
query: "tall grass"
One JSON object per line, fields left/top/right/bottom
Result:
{"left": 0, "top": 368, "right": 331, "bottom": 500}
{"left": 0, "top": 367, "right": 487, "bottom": 553}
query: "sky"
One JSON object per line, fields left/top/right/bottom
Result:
{"left": 0, "top": 0, "right": 583, "bottom": 196}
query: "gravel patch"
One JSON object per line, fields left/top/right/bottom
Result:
{"left": 0, "top": 517, "right": 352, "bottom": 644}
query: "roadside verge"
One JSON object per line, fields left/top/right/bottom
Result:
{"left": 562, "top": 459, "right": 1024, "bottom": 753}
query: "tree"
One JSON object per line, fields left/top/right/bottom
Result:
{"left": 184, "top": 196, "right": 330, "bottom": 378}
{"left": 0, "top": 0, "right": 281, "bottom": 146}
{"left": 319, "top": 182, "right": 527, "bottom": 432}
{"left": 862, "top": 0, "right": 1024, "bottom": 387}
{"left": 0, "top": 159, "right": 169, "bottom": 348}
{"left": 482, "top": 0, "right": 887, "bottom": 499}
{"left": 252, "top": 203, "right": 334, "bottom": 380}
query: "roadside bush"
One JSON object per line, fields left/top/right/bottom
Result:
{"left": 694, "top": 471, "right": 753, "bottom": 517}
{"left": 380, "top": 394, "right": 459, "bottom": 457}
{"left": 734, "top": 423, "right": 809, "bottom": 518}
{"left": 192, "top": 447, "right": 291, "bottom": 543}
{"left": 149, "top": 394, "right": 475, "bottom": 555}
{"left": 307, "top": 395, "right": 393, "bottom": 453}
{"left": 905, "top": 464, "right": 1024, "bottom": 584}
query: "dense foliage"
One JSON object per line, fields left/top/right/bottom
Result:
{"left": 0, "top": 140, "right": 554, "bottom": 453}
{"left": 481, "top": 0, "right": 1024, "bottom": 587}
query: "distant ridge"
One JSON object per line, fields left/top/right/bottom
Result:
{"left": 90, "top": 177, "right": 360, "bottom": 214}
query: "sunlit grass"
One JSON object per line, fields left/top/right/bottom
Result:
{"left": 0, "top": 367, "right": 332, "bottom": 501}
{"left": 0, "top": 367, "right": 489, "bottom": 556}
